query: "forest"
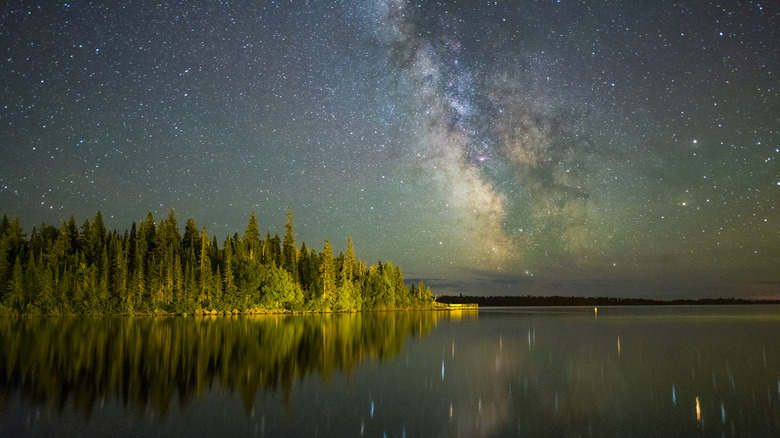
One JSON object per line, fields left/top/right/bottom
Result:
{"left": 0, "top": 209, "right": 435, "bottom": 315}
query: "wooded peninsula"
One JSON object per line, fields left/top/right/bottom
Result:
{"left": 0, "top": 210, "right": 435, "bottom": 316}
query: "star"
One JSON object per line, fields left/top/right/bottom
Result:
{"left": 0, "top": 1, "right": 776, "bottom": 299}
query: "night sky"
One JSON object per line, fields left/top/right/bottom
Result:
{"left": 1, "top": 1, "right": 777, "bottom": 299}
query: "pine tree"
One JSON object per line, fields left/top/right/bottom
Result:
{"left": 91, "top": 211, "right": 106, "bottom": 264}
{"left": 97, "top": 245, "right": 110, "bottom": 311}
{"left": 173, "top": 252, "right": 184, "bottom": 310}
{"left": 417, "top": 279, "right": 432, "bottom": 302}
{"left": 35, "top": 263, "right": 55, "bottom": 314}
{"left": 244, "top": 212, "right": 261, "bottom": 262}
{"left": 212, "top": 265, "right": 223, "bottom": 309}
{"left": 6, "top": 255, "right": 24, "bottom": 310}
{"left": 57, "top": 262, "right": 73, "bottom": 313}
{"left": 335, "top": 237, "right": 358, "bottom": 311}
{"left": 281, "top": 207, "right": 299, "bottom": 282}
{"left": 262, "top": 232, "right": 272, "bottom": 265}
{"left": 112, "top": 236, "right": 128, "bottom": 309}
{"left": 71, "top": 253, "right": 88, "bottom": 313}
{"left": 28, "top": 227, "right": 41, "bottom": 261}
{"left": 297, "top": 242, "right": 311, "bottom": 295}
{"left": 65, "top": 215, "right": 79, "bottom": 253}
{"left": 344, "top": 236, "right": 360, "bottom": 309}
{"left": 392, "top": 265, "right": 408, "bottom": 308}
{"left": 163, "top": 209, "right": 180, "bottom": 250}
{"left": 23, "top": 254, "right": 38, "bottom": 310}
{"left": 366, "top": 262, "right": 387, "bottom": 309}
{"left": 183, "top": 217, "right": 198, "bottom": 256}
{"left": 320, "top": 240, "right": 336, "bottom": 308}
{"left": 270, "top": 234, "right": 282, "bottom": 266}
{"left": 0, "top": 214, "right": 8, "bottom": 236}
{"left": 198, "top": 228, "right": 212, "bottom": 308}
{"left": 222, "top": 236, "right": 238, "bottom": 308}
{"left": 80, "top": 219, "right": 92, "bottom": 262}
{"left": 210, "top": 236, "right": 219, "bottom": 260}
{"left": 0, "top": 229, "right": 12, "bottom": 291}
{"left": 51, "top": 218, "right": 76, "bottom": 266}
{"left": 130, "top": 224, "right": 148, "bottom": 310}
{"left": 184, "top": 259, "right": 197, "bottom": 311}
{"left": 381, "top": 261, "right": 397, "bottom": 309}
{"left": 142, "top": 212, "right": 156, "bottom": 254}
{"left": 127, "top": 221, "right": 137, "bottom": 272}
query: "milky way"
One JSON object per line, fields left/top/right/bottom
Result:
{"left": 1, "top": 1, "right": 777, "bottom": 298}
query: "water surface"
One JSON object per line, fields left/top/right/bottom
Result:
{"left": 1, "top": 306, "right": 778, "bottom": 437}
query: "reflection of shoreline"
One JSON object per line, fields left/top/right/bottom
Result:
{"left": 0, "top": 312, "right": 443, "bottom": 417}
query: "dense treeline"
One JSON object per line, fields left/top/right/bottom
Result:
{"left": 0, "top": 210, "right": 435, "bottom": 315}
{"left": 437, "top": 295, "right": 778, "bottom": 307}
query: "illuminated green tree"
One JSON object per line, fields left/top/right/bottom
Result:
{"left": 34, "top": 263, "right": 55, "bottom": 314}
{"left": 6, "top": 255, "right": 24, "bottom": 310}
{"left": 335, "top": 236, "right": 359, "bottom": 310}
{"left": 91, "top": 211, "right": 106, "bottom": 260}
{"left": 259, "top": 264, "right": 304, "bottom": 310}
{"left": 244, "top": 212, "right": 261, "bottom": 262}
{"left": 111, "top": 235, "right": 128, "bottom": 309}
{"left": 183, "top": 218, "right": 198, "bottom": 260}
{"left": 222, "top": 236, "right": 238, "bottom": 308}
{"left": 197, "top": 228, "right": 212, "bottom": 308}
{"left": 282, "top": 207, "right": 299, "bottom": 282}
{"left": 320, "top": 240, "right": 337, "bottom": 308}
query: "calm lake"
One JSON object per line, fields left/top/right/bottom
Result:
{"left": 1, "top": 306, "right": 779, "bottom": 437}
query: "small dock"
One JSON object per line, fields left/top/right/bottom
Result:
{"left": 434, "top": 302, "right": 478, "bottom": 310}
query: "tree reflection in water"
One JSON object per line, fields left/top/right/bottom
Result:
{"left": 0, "top": 312, "right": 440, "bottom": 417}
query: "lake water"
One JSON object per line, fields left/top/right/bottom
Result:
{"left": 1, "top": 306, "right": 779, "bottom": 437}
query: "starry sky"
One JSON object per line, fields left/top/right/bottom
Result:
{"left": 1, "top": 1, "right": 778, "bottom": 299}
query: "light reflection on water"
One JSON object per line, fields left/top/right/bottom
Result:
{"left": 1, "top": 306, "right": 779, "bottom": 437}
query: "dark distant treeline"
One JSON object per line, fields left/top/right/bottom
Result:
{"left": 0, "top": 210, "right": 435, "bottom": 315}
{"left": 437, "top": 295, "right": 778, "bottom": 307}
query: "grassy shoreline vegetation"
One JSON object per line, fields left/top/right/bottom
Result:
{"left": 0, "top": 210, "right": 435, "bottom": 316}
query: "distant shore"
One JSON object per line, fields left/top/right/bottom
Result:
{"left": 436, "top": 295, "right": 780, "bottom": 307}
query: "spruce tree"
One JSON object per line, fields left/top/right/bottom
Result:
{"left": 112, "top": 236, "right": 128, "bottom": 308}
{"left": 183, "top": 218, "right": 198, "bottom": 256}
{"left": 212, "top": 265, "right": 223, "bottom": 309}
{"left": 80, "top": 219, "right": 92, "bottom": 261}
{"left": 282, "top": 207, "right": 298, "bottom": 281}
{"left": 142, "top": 212, "right": 156, "bottom": 254}
{"left": 270, "top": 234, "right": 282, "bottom": 266}
{"left": 0, "top": 228, "right": 12, "bottom": 289}
{"left": 244, "top": 212, "right": 261, "bottom": 262}
{"left": 91, "top": 211, "right": 106, "bottom": 263}
{"left": 35, "top": 264, "right": 55, "bottom": 314}
{"left": 97, "top": 246, "right": 110, "bottom": 311}
{"left": 65, "top": 215, "right": 79, "bottom": 253}
{"left": 320, "top": 240, "right": 336, "bottom": 308}
{"left": 131, "top": 224, "right": 148, "bottom": 309}
{"left": 198, "top": 228, "right": 212, "bottom": 308}
{"left": 6, "top": 255, "right": 24, "bottom": 310}
{"left": 222, "top": 237, "right": 238, "bottom": 308}
{"left": 23, "top": 254, "right": 39, "bottom": 310}
{"left": 163, "top": 209, "right": 180, "bottom": 250}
